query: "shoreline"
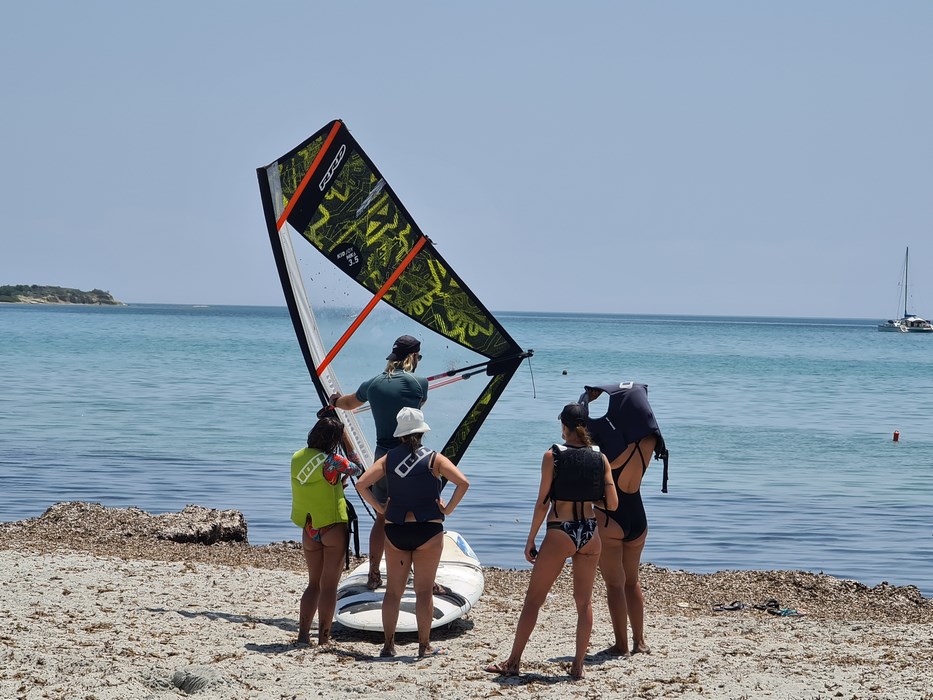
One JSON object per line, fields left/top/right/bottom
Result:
{"left": 2, "top": 503, "right": 932, "bottom": 699}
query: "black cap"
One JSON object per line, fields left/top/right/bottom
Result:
{"left": 387, "top": 335, "right": 421, "bottom": 361}
{"left": 559, "top": 403, "right": 588, "bottom": 428}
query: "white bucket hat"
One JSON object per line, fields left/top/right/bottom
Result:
{"left": 393, "top": 407, "right": 431, "bottom": 437}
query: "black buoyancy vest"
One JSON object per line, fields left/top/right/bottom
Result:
{"left": 384, "top": 444, "right": 444, "bottom": 523}
{"left": 584, "top": 383, "right": 670, "bottom": 493}
{"left": 548, "top": 444, "right": 605, "bottom": 504}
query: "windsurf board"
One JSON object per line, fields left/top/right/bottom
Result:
{"left": 334, "top": 529, "right": 483, "bottom": 633}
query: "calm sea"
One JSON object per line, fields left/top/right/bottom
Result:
{"left": 2, "top": 304, "right": 932, "bottom": 595}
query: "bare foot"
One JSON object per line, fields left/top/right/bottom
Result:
{"left": 418, "top": 643, "right": 446, "bottom": 657}
{"left": 366, "top": 569, "right": 382, "bottom": 590}
{"left": 598, "top": 644, "right": 631, "bottom": 658}
{"left": 317, "top": 634, "right": 333, "bottom": 647}
{"left": 569, "top": 661, "right": 585, "bottom": 680}
{"left": 484, "top": 660, "right": 519, "bottom": 676}
{"left": 296, "top": 631, "right": 311, "bottom": 645}
{"left": 379, "top": 644, "right": 395, "bottom": 658}
{"left": 632, "top": 641, "right": 651, "bottom": 654}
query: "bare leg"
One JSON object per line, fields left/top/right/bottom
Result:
{"left": 298, "top": 529, "right": 324, "bottom": 644}
{"left": 316, "top": 524, "right": 349, "bottom": 645}
{"left": 569, "top": 531, "right": 601, "bottom": 679}
{"left": 368, "top": 513, "right": 386, "bottom": 588}
{"left": 623, "top": 529, "right": 649, "bottom": 653}
{"left": 411, "top": 531, "right": 444, "bottom": 656}
{"left": 488, "top": 528, "right": 574, "bottom": 675}
{"left": 380, "top": 536, "right": 411, "bottom": 658}
{"left": 597, "top": 518, "right": 629, "bottom": 656}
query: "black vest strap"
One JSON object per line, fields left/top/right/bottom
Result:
{"left": 344, "top": 500, "right": 360, "bottom": 569}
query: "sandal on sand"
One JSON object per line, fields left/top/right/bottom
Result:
{"left": 712, "top": 600, "right": 746, "bottom": 612}
{"left": 366, "top": 570, "right": 382, "bottom": 591}
{"left": 753, "top": 598, "right": 780, "bottom": 611}
{"left": 768, "top": 607, "right": 806, "bottom": 617}
{"left": 484, "top": 662, "right": 519, "bottom": 676}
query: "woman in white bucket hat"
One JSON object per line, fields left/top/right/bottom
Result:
{"left": 356, "top": 407, "right": 470, "bottom": 658}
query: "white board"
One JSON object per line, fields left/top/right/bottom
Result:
{"left": 334, "top": 530, "right": 483, "bottom": 633}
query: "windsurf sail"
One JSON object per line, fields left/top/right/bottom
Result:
{"left": 257, "top": 119, "right": 532, "bottom": 468}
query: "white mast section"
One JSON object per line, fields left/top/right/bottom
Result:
{"left": 266, "top": 166, "right": 375, "bottom": 467}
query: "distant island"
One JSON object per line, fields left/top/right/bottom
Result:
{"left": 0, "top": 285, "right": 123, "bottom": 305}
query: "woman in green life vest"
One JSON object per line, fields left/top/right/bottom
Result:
{"left": 291, "top": 415, "right": 364, "bottom": 645}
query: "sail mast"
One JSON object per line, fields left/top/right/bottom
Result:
{"left": 904, "top": 247, "right": 910, "bottom": 317}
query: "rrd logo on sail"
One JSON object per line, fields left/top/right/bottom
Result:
{"left": 319, "top": 144, "right": 346, "bottom": 191}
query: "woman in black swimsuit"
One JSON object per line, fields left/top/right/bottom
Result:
{"left": 585, "top": 385, "right": 661, "bottom": 657}
{"left": 355, "top": 407, "right": 469, "bottom": 659}
{"left": 485, "top": 404, "right": 616, "bottom": 680}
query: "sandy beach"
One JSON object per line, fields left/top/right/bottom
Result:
{"left": 1, "top": 503, "right": 931, "bottom": 700}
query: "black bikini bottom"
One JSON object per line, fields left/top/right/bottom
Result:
{"left": 384, "top": 522, "right": 444, "bottom": 551}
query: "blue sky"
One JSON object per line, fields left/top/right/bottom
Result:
{"left": 2, "top": 1, "right": 932, "bottom": 317}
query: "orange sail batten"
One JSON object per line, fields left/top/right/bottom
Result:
{"left": 275, "top": 120, "right": 343, "bottom": 232}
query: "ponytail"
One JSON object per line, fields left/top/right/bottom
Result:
{"left": 384, "top": 353, "right": 419, "bottom": 374}
{"left": 572, "top": 424, "right": 593, "bottom": 446}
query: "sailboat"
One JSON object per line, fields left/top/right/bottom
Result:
{"left": 878, "top": 247, "right": 933, "bottom": 332}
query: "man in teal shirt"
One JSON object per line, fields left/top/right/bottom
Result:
{"left": 331, "top": 335, "right": 428, "bottom": 589}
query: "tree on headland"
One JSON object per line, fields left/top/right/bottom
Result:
{"left": 0, "top": 284, "right": 122, "bottom": 305}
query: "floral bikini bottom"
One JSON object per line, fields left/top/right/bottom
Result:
{"left": 546, "top": 517, "right": 597, "bottom": 552}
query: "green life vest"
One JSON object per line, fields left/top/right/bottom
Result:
{"left": 290, "top": 447, "right": 349, "bottom": 529}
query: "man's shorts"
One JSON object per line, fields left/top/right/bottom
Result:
{"left": 369, "top": 475, "right": 388, "bottom": 507}
{"left": 369, "top": 447, "right": 389, "bottom": 506}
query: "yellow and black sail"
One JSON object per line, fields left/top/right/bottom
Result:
{"left": 257, "top": 119, "right": 531, "bottom": 465}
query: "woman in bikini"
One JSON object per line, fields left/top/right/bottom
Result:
{"left": 355, "top": 407, "right": 470, "bottom": 659}
{"left": 485, "top": 403, "right": 616, "bottom": 680}
{"left": 585, "top": 384, "right": 664, "bottom": 657}
{"left": 290, "top": 415, "right": 364, "bottom": 646}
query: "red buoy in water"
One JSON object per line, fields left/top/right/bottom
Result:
{"left": 893, "top": 430, "right": 900, "bottom": 442}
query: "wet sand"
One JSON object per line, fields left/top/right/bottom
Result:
{"left": 2, "top": 503, "right": 931, "bottom": 699}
